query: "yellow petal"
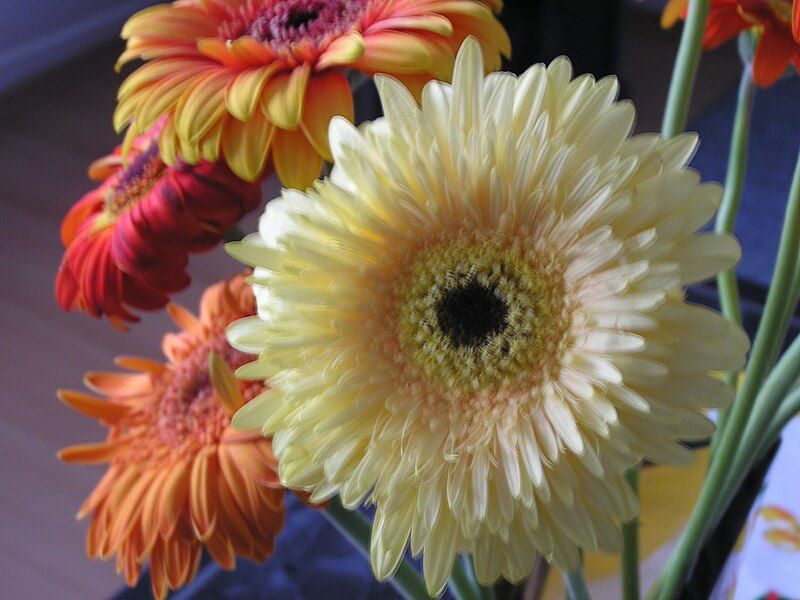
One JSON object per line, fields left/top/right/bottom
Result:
{"left": 225, "top": 65, "right": 278, "bottom": 121}
{"left": 262, "top": 63, "right": 311, "bottom": 130}
{"left": 175, "top": 70, "right": 229, "bottom": 143}
{"left": 222, "top": 112, "right": 275, "bottom": 182}
{"left": 316, "top": 32, "right": 366, "bottom": 70}
{"left": 352, "top": 31, "right": 434, "bottom": 74}
{"left": 272, "top": 127, "right": 324, "bottom": 189}
{"left": 300, "top": 71, "right": 354, "bottom": 161}
{"left": 209, "top": 350, "right": 246, "bottom": 415}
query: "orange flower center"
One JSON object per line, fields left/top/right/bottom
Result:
{"left": 103, "top": 141, "right": 166, "bottom": 218}
{"left": 222, "top": 0, "right": 367, "bottom": 48}
{"left": 155, "top": 331, "right": 256, "bottom": 456}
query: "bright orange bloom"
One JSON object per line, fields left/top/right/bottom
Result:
{"left": 664, "top": 0, "right": 800, "bottom": 87}
{"left": 114, "top": 0, "right": 510, "bottom": 187}
{"left": 59, "top": 275, "right": 284, "bottom": 599}
{"left": 55, "top": 121, "right": 261, "bottom": 330}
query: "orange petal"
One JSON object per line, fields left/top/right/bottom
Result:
{"left": 189, "top": 449, "right": 218, "bottom": 541}
{"left": 272, "top": 127, "right": 324, "bottom": 190}
{"left": 84, "top": 371, "right": 152, "bottom": 397}
{"left": 300, "top": 71, "right": 354, "bottom": 161}
{"left": 157, "top": 459, "right": 191, "bottom": 538}
{"left": 150, "top": 540, "right": 169, "bottom": 600}
{"left": 794, "top": 0, "right": 800, "bottom": 41}
{"left": 204, "top": 533, "right": 236, "bottom": 570}
{"left": 222, "top": 112, "right": 275, "bottom": 182}
{"left": 58, "top": 440, "right": 125, "bottom": 463}
{"left": 661, "top": 0, "right": 688, "bottom": 28}
{"left": 58, "top": 389, "right": 129, "bottom": 422}
{"left": 262, "top": 63, "right": 311, "bottom": 129}
{"left": 114, "top": 356, "right": 166, "bottom": 375}
{"left": 167, "top": 302, "right": 202, "bottom": 335}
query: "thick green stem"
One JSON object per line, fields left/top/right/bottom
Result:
{"left": 661, "top": 0, "right": 711, "bottom": 138}
{"left": 621, "top": 470, "right": 640, "bottom": 600}
{"left": 449, "top": 555, "right": 487, "bottom": 600}
{"left": 564, "top": 565, "right": 591, "bottom": 600}
{"left": 655, "top": 148, "right": 800, "bottom": 600}
{"left": 323, "top": 498, "right": 430, "bottom": 600}
{"left": 717, "top": 326, "right": 800, "bottom": 508}
{"left": 710, "top": 63, "right": 756, "bottom": 455}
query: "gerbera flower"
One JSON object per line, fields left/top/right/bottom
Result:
{"left": 114, "top": 0, "right": 510, "bottom": 187}
{"left": 664, "top": 0, "right": 800, "bottom": 87}
{"left": 226, "top": 39, "right": 749, "bottom": 594}
{"left": 55, "top": 121, "right": 261, "bottom": 330}
{"left": 59, "top": 274, "right": 284, "bottom": 599}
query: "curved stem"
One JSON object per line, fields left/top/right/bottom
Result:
{"left": 564, "top": 565, "right": 591, "bottom": 600}
{"left": 621, "top": 470, "right": 640, "bottom": 600}
{"left": 655, "top": 147, "right": 800, "bottom": 600}
{"left": 661, "top": 0, "right": 711, "bottom": 138}
{"left": 323, "top": 497, "right": 430, "bottom": 600}
{"left": 710, "top": 63, "right": 756, "bottom": 455}
{"left": 449, "top": 555, "right": 493, "bottom": 600}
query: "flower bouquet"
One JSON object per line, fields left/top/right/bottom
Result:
{"left": 55, "top": 1, "right": 800, "bottom": 599}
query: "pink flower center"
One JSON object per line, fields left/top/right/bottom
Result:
{"left": 228, "top": 0, "right": 368, "bottom": 48}
{"left": 104, "top": 140, "right": 165, "bottom": 218}
{"left": 155, "top": 330, "right": 258, "bottom": 455}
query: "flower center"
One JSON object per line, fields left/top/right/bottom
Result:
{"left": 155, "top": 331, "right": 256, "bottom": 455}
{"left": 396, "top": 238, "right": 570, "bottom": 393}
{"left": 243, "top": 0, "right": 367, "bottom": 47}
{"left": 435, "top": 280, "right": 509, "bottom": 348}
{"left": 103, "top": 140, "right": 165, "bottom": 218}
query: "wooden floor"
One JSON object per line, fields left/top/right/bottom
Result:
{"left": 0, "top": 40, "right": 270, "bottom": 599}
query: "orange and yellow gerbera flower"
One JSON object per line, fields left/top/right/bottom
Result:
{"left": 59, "top": 274, "right": 284, "bottom": 599}
{"left": 114, "top": 0, "right": 510, "bottom": 187}
{"left": 664, "top": 0, "right": 800, "bottom": 87}
{"left": 55, "top": 120, "right": 261, "bottom": 330}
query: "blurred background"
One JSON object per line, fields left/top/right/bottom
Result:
{"left": 0, "top": 1, "right": 796, "bottom": 598}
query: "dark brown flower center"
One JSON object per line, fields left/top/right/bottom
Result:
{"left": 435, "top": 280, "right": 510, "bottom": 348}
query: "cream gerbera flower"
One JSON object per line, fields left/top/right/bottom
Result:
{"left": 227, "top": 38, "right": 749, "bottom": 595}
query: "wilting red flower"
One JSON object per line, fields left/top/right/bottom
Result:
{"left": 664, "top": 0, "right": 800, "bottom": 87}
{"left": 113, "top": 0, "right": 510, "bottom": 187}
{"left": 55, "top": 121, "right": 261, "bottom": 330}
{"left": 59, "top": 275, "right": 285, "bottom": 599}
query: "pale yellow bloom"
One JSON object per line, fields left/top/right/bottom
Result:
{"left": 228, "top": 38, "right": 748, "bottom": 595}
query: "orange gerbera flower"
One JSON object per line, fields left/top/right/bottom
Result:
{"left": 59, "top": 274, "right": 284, "bottom": 600}
{"left": 114, "top": 0, "right": 510, "bottom": 187}
{"left": 56, "top": 120, "right": 261, "bottom": 330}
{"left": 664, "top": 0, "right": 800, "bottom": 86}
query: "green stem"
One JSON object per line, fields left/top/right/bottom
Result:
{"left": 717, "top": 326, "right": 800, "bottom": 509}
{"left": 655, "top": 147, "right": 800, "bottom": 600}
{"left": 323, "top": 498, "right": 430, "bottom": 600}
{"left": 710, "top": 63, "right": 756, "bottom": 456}
{"left": 621, "top": 470, "right": 640, "bottom": 600}
{"left": 564, "top": 566, "right": 591, "bottom": 600}
{"left": 449, "top": 555, "right": 486, "bottom": 600}
{"left": 766, "top": 380, "right": 800, "bottom": 443}
{"left": 224, "top": 225, "right": 246, "bottom": 243}
{"left": 661, "top": 0, "right": 711, "bottom": 138}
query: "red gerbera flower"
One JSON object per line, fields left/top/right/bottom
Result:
{"left": 55, "top": 121, "right": 261, "bottom": 330}
{"left": 664, "top": 0, "right": 800, "bottom": 87}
